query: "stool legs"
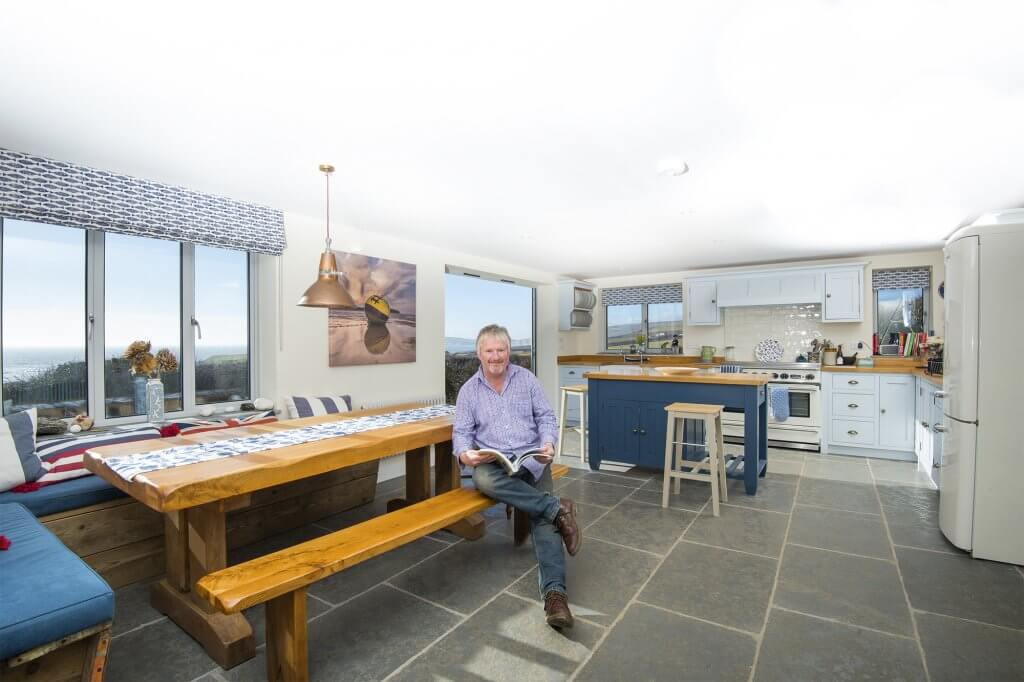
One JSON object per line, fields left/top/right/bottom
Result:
{"left": 579, "top": 393, "right": 587, "bottom": 463}
{"left": 556, "top": 389, "right": 568, "bottom": 461}
{"left": 662, "top": 416, "right": 674, "bottom": 508}
{"left": 662, "top": 410, "right": 727, "bottom": 517}
{"left": 716, "top": 413, "right": 728, "bottom": 502}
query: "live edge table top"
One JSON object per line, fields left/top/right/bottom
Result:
{"left": 83, "top": 403, "right": 455, "bottom": 513}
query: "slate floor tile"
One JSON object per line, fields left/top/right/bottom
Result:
{"left": 508, "top": 536, "right": 662, "bottom": 625}
{"left": 896, "top": 547, "right": 1024, "bottom": 629}
{"left": 775, "top": 545, "right": 914, "bottom": 635}
{"left": 684, "top": 504, "right": 789, "bottom": 558}
{"left": 391, "top": 593, "right": 603, "bottom": 681}
{"left": 487, "top": 501, "right": 607, "bottom": 536}
{"left": 789, "top": 504, "right": 892, "bottom": 559}
{"left": 223, "top": 585, "right": 462, "bottom": 681}
{"left": 754, "top": 608, "right": 926, "bottom": 682}
{"left": 555, "top": 478, "right": 637, "bottom": 508}
{"left": 762, "top": 458, "right": 804, "bottom": 476}
{"left": 801, "top": 459, "right": 873, "bottom": 483}
{"left": 917, "top": 611, "right": 1024, "bottom": 682}
{"left": 112, "top": 579, "right": 164, "bottom": 637}
{"left": 389, "top": 531, "right": 538, "bottom": 614}
{"left": 586, "top": 498, "right": 696, "bottom": 555}
{"left": 640, "top": 541, "right": 777, "bottom": 632}
{"left": 723, "top": 477, "right": 797, "bottom": 513}
{"left": 107, "top": 618, "right": 220, "bottom": 682}
{"left": 575, "top": 603, "right": 756, "bottom": 682}
{"left": 228, "top": 524, "right": 331, "bottom": 564}
{"left": 307, "top": 536, "right": 449, "bottom": 605}
{"left": 888, "top": 520, "right": 963, "bottom": 554}
{"left": 632, "top": 477, "right": 711, "bottom": 511}
{"left": 869, "top": 460, "right": 937, "bottom": 488}
{"left": 579, "top": 470, "right": 650, "bottom": 488}
{"left": 878, "top": 484, "right": 939, "bottom": 526}
{"left": 796, "top": 478, "right": 881, "bottom": 514}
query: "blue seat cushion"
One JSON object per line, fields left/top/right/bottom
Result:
{"left": 0, "top": 503, "right": 114, "bottom": 659}
{"left": 0, "top": 474, "right": 125, "bottom": 517}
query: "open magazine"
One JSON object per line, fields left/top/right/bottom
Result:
{"left": 477, "top": 448, "right": 548, "bottom": 475}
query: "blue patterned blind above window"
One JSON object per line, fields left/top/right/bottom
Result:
{"left": 871, "top": 267, "right": 931, "bottom": 290}
{"left": 600, "top": 283, "right": 683, "bottom": 306}
{"left": 0, "top": 147, "right": 286, "bottom": 255}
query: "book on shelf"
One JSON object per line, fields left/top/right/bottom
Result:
{"left": 476, "top": 448, "right": 548, "bottom": 475}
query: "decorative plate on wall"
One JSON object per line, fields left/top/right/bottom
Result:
{"left": 754, "top": 338, "right": 785, "bottom": 362}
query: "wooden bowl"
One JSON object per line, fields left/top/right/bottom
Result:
{"left": 652, "top": 366, "right": 700, "bottom": 376}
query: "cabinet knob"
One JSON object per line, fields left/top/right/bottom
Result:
{"left": 847, "top": 429, "right": 858, "bottom": 435}
{"left": 922, "top": 422, "right": 929, "bottom": 428}
{"left": 632, "top": 427, "right": 639, "bottom": 434}
{"left": 639, "top": 428, "right": 647, "bottom": 436}
{"left": 848, "top": 403, "right": 859, "bottom": 408}
{"left": 880, "top": 408, "right": 886, "bottom": 414}
{"left": 711, "top": 299, "right": 716, "bottom": 304}
{"left": 826, "top": 293, "right": 832, "bottom": 298}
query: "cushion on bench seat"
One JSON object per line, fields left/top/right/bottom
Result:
{"left": 0, "top": 474, "right": 126, "bottom": 517}
{"left": 0, "top": 503, "right": 114, "bottom": 660}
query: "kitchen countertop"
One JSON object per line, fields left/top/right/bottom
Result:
{"left": 586, "top": 367, "right": 770, "bottom": 386}
{"left": 558, "top": 354, "right": 717, "bottom": 366}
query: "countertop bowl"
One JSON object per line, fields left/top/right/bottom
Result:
{"left": 652, "top": 366, "right": 700, "bottom": 376}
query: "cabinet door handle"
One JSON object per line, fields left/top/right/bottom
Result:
{"left": 921, "top": 421, "right": 929, "bottom": 428}
{"left": 880, "top": 408, "right": 886, "bottom": 414}
{"left": 631, "top": 427, "right": 639, "bottom": 434}
{"left": 847, "top": 429, "right": 858, "bottom": 435}
{"left": 848, "top": 379, "right": 859, "bottom": 385}
{"left": 639, "top": 428, "right": 647, "bottom": 436}
{"left": 932, "top": 424, "right": 946, "bottom": 433}
{"left": 826, "top": 293, "right": 832, "bottom": 298}
{"left": 847, "top": 403, "right": 859, "bottom": 408}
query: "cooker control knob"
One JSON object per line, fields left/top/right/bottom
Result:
{"left": 772, "top": 372, "right": 780, "bottom": 379}
{"left": 805, "top": 373, "right": 816, "bottom": 381}
{"left": 779, "top": 373, "right": 789, "bottom": 379}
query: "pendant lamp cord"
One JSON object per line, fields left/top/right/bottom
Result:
{"left": 324, "top": 168, "right": 332, "bottom": 250}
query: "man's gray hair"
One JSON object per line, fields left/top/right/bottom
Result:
{"left": 476, "top": 324, "right": 512, "bottom": 353}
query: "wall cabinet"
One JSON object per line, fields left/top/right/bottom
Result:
{"left": 823, "top": 268, "right": 863, "bottom": 322}
{"left": 687, "top": 280, "right": 720, "bottom": 325}
{"left": 558, "top": 280, "right": 596, "bottom": 331}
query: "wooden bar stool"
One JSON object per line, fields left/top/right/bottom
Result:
{"left": 556, "top": 384, "right": 588, "bottom": 463}
{"left": 662, "top": 402, "right": 728, "bottom": 516}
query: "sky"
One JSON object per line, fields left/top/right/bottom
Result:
{"left": 2, "top": 219, "right": 248, "bottom": 353}
{"left": 444, "top": 273, "right": 533, "bottom": 341}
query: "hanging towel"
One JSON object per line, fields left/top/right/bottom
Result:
{"left": 769, "top": 385, "right": 790, "bottom": 422}
{"left": 720, "top": 364, "right": 742, "bottom": 373}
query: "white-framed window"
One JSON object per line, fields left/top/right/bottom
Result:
{"left": 605, "top": 302, "right": 683, "bottom": 352}
{"left": 1, "top": 218, "right": 257, "bottom": 424}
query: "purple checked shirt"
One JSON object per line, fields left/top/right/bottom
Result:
{"left": 453, "top": 363, "right": 559, "bottom": 480}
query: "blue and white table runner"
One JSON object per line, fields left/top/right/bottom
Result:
{"left": 104, "top": 405, "right": 456, "bottom": 482}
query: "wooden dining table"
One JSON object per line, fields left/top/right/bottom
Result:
{"left": 84, "top": 403, "right": 481, "bottom": 669}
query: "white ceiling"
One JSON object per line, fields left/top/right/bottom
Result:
{"left": 2, "top": 1, "right": 1022, "bottom": 279}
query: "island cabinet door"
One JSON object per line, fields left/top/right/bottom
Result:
{"left": 599, "top": 398, "right": 642, "bottom": 464}
{"left": 637, "top": 401, "right": 671, "bottom": 469}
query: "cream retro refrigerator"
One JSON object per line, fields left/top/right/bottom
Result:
{"left": 940, "top": 210, "right": 1024, "bottom": 564}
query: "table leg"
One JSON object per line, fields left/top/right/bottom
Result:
{"left": 758, "top": 391, "right": 768, "bottom": 477}
{"left": 386, "top": 445, "right": 431, "bottom": 511}
{"left": 387, "top": 442, "right": 486, "bottom": 539}
{"left": 743, "top": 390, "right": 761, "bottom": 495}
{"left": 151, "top": 504, "right": 255, "bottom": 669}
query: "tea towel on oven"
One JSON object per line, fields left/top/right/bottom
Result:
{"left": 769, "top": 385, "right": 790, "bottom": 422}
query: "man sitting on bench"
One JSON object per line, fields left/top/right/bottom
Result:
{"left": 454, "top": 324, "right": 582, "bottom": 629}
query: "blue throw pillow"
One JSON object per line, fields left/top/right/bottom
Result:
{"left": 0, "top": 408, "right": 45, "bottom": 492}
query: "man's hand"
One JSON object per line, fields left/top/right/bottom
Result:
{"left": 459, "top": 449, "right": 496, "bottom": 467}
{"left": 532, "top": 442, "right": 555, "bottom": 464}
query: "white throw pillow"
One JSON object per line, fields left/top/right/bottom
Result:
{"left": 0, "top": 408, "right": 44, "bottom": 492}
{"left": 283, "top": 395, "right": 352, "bottom": 420}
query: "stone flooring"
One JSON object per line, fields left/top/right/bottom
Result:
{"left": 106, "top": 445, "right": 1024, "bottom": 681}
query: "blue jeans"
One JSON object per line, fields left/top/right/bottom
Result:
{"left": 472, "top": 462, "right": 566, "bottom": 598}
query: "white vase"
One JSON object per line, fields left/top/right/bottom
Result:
{"left": 146, "top": 378, "right": 165, "bottom": 423}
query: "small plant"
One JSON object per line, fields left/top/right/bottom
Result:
{"left": 635, "top": 334, "right": 646, "bottom": 346}
{"left": 122, "top": 340, "right": 178, "bottom": 378}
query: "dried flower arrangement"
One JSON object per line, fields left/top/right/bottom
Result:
{"left": 123, "top": 340, "right": 178, "bottom": 378}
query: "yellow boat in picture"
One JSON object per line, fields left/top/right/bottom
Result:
{"left": 364, "top": 294, "right": 391, "bottom": 324}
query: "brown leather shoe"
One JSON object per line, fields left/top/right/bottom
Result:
{"left": 544, "top": 591, "right": 574, "bottom": 629}
{"left": 554, "top": 498, "right": 582, "bottom": 556}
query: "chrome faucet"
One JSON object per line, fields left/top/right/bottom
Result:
{"left": 623, "top": 351, "right": 646, "bottom": 363}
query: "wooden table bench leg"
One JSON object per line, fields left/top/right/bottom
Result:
{"left": 388, "top": 442, "right": 486, "bottom": 540}
{"left": 152, "top": 506, "right": 255, "bottom": 669}
{"left": 266, "top": 589, "right": 308, "bottom": 682}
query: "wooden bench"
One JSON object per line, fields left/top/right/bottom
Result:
{"left": 195, "top": 464, "right": 570, "bottom": 681}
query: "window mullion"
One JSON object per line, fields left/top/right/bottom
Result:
{"left": 181, "top": 243, "right": 197, "bottom": 414}
{"left": 89, "top": 231, "right": 107, "bottom": 424}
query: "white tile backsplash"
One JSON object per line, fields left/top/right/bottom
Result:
{"left": 723, "top": 304, "right": 824, "bottom": 362}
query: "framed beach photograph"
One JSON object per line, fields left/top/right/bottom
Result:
{"left": 328, "top": 251, "right": 417, "bottom": 366}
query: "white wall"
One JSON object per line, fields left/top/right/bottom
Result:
{"left": 255, "top": 212, "right": 560, "bottom": 481}
{"left": 561, "top": 250, "right": 945, "bottom": 358}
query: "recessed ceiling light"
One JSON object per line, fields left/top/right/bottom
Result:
{"left": 657, "top": 160, "right": 689, "bottom": 177}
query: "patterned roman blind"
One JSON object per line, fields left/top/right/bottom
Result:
{"left": 872, "top": 267, "right": 931, "bottom": 290}
{"left": 600, "top": 283, "right": 683, "bottom": 306}
{"left": 0, "top": 147, "right": 286, "bottom": 255}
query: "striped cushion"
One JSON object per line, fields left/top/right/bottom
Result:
{"left": 1, "top": 409, "right": 43, "bottom": 492}
{"left": 284, "top": 395, "right": 352, "bottom": 420}
{"left": 10, "top": 424, "right": 161, "bottom": 492}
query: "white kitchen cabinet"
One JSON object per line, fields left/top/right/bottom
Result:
{"left": 779, "top": 272, "right": 822, "bottom": 303}
{"left": 558, "top": 280, "right": 597, "bottom": 331}
{"left": 687, "top": 280, "right": 720, "bottom": 325}
{"left": 823, "top": 268, "right": 863, "bottom": 322}
{"left": 930, "top": 386, "right": 944, "bottom": 486}
{"left": 715, "top": 278, "right": 749, "bottom": 307}
{"left": 824, "top": 371, "right": 915, "bottom": 459}
{"left": 745, "top": 275, "right": 782, "bottom": 305}
{"left": 558, "top": 364, "right": 597, "bottom": 425}
{"left": 878, "top": 375, "right": 915, "bottom": 451}
{"left": 915, "top": 380, "right": 934, "bottom": 470}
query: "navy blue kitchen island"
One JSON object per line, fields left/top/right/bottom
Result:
{"left": 587, "top": 368, "right": 769, "bottom": 494}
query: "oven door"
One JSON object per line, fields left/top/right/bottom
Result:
{"left": 774, "top": 384, "right": 820, "bottom": 428}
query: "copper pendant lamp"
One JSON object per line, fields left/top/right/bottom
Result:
{"left": 297, "top": 164, "right": 357, "bottom": 308}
